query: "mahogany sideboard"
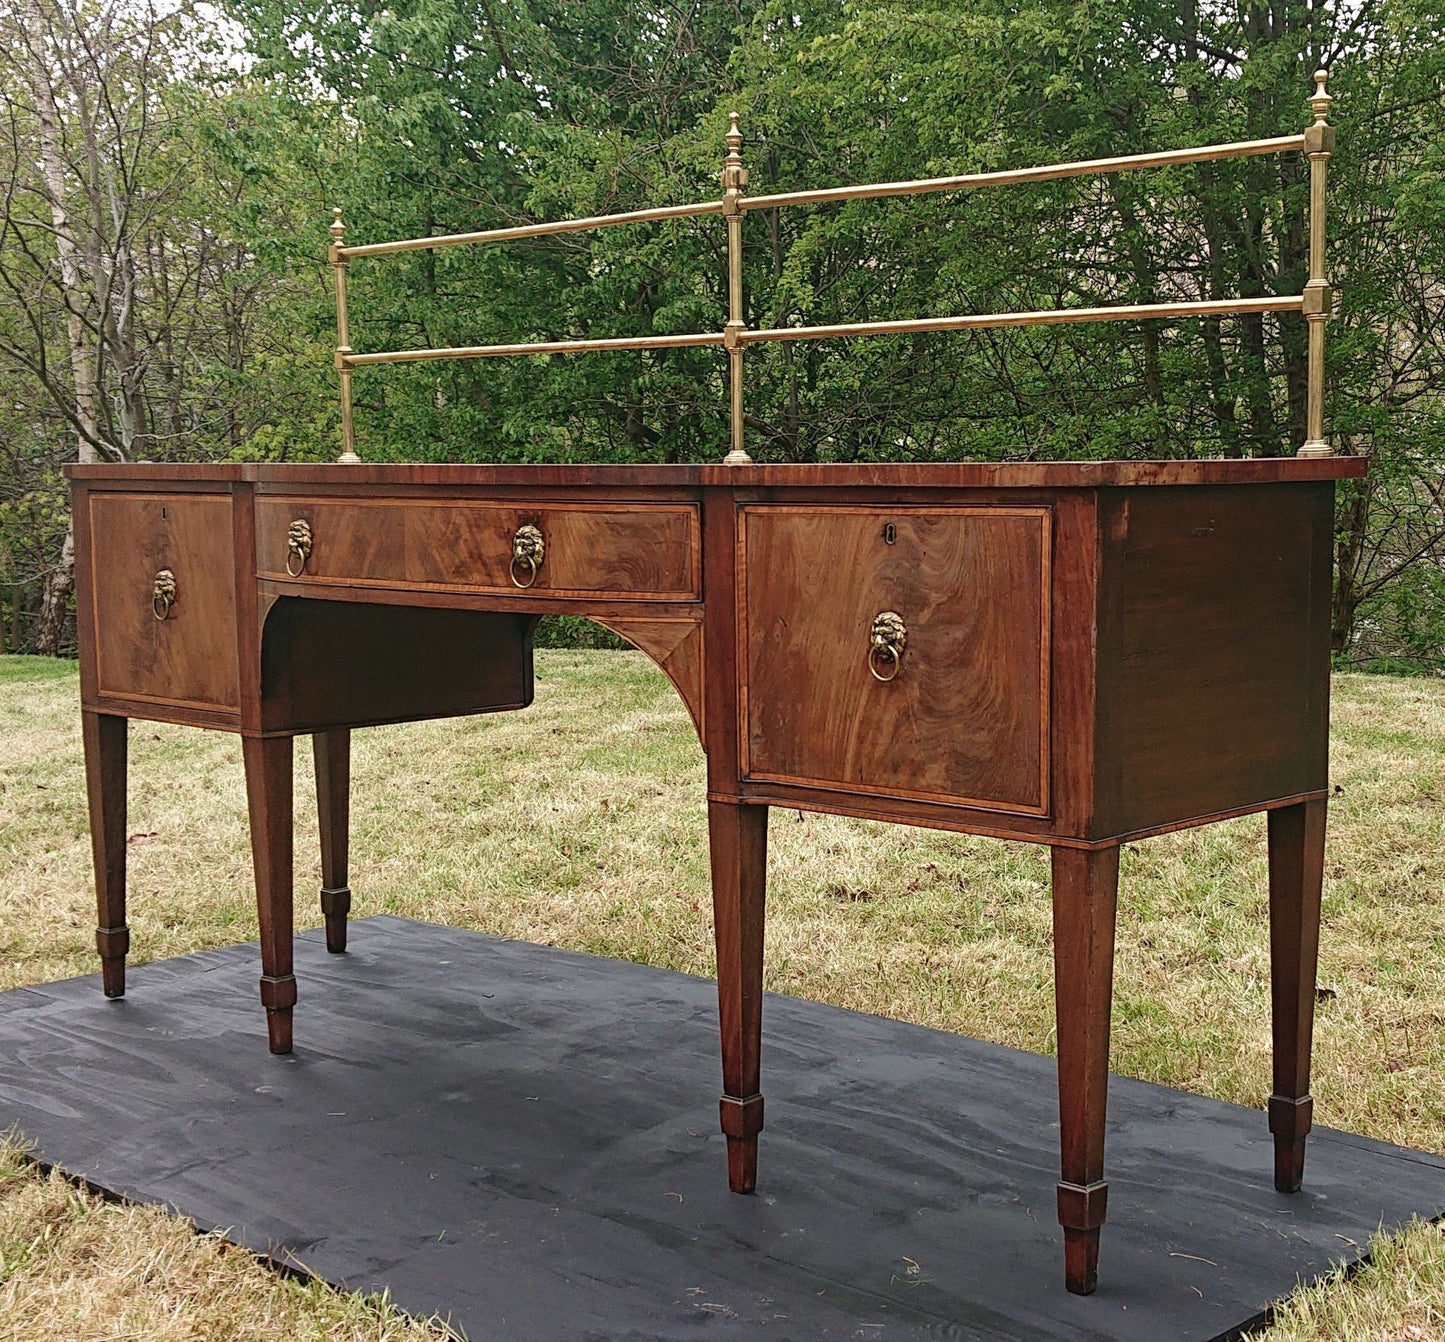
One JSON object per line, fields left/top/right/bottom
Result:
{"left": 68, "top": 454, "right": 1365, "bottom": 1294}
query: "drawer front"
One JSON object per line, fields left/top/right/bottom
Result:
{"left": 87, "top": 493, "right": 239, "bottom": 710}
{"left": 257, "top": 498, "right": 700, "bottom": 600}
{"left": 741, "top": 506, "right": 1050, "bottom": 814}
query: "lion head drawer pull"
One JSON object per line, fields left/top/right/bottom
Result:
{"left": 286, "top": 519, "right": 314, "bottom": 577}
{"left": 151, "top": 569, "right": 177, "bottom": 621}
{"left": 510, "top": 523, "right": 546, "bottom": 588}
{"left": 868, "top": 610, "right": 908, "bottom": 682}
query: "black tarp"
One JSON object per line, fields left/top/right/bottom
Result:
{"left": 2, "top": 916, "right": 1440, "bottom": 1341}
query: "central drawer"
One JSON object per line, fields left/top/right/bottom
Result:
{"left": 256, "top": 498, "right": 700, "bottom": 600}
{"left": 740, "top": 505, "right": 1051, "bottom": 815}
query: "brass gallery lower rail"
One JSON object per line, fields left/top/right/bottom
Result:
{"left": 326, "top": 73, "right": 1338, "bottom": 465}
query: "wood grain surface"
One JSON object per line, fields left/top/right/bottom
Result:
{"left": 66, "top": 460, "right": 1357, "bottom": 1296}
{"left": 255, "top": 497, "right": 700, "bottom": 600}
{"left": 1092, "top": 483, "right": 1333, "bottom": 836}
{"left": 258, "top": 600, "right": 534, "bottom": 734}
{"left": 88, "top": 492, "right": 240, "bottom": 711}
{"left": 69, "top": 456, "right": 1369, "bottom": 489}
{"left": 739, "top": 505, "right": 1050, "bottom": 814}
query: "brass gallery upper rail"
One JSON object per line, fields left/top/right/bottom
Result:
{"left": 326, "top": 71, "right": 1338, "bottom": 464}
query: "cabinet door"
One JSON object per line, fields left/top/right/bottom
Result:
{"left": 87, "top": 492, "right": 239, "bottom": 711}
{"left": 740, "top": 506, "right": 1050, "bottom": 815}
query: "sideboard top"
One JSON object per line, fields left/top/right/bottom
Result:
{"left": 67, "top": 458, "right": 1366, "bottom": 489}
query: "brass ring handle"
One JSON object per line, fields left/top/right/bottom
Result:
{"left": 152, "top": 569, "right": 177, "bottom": 621}
{"left": 510, "top": 524, "right": 545, "bottom": 589}
{"left": 286, "top": 519, "right": 313, "bottom": 577}
{"left": 868, "top": 610, "right": 907, "bottom": 682}
{"left": 868, "top": 643, "right": 901, "bottom": 682}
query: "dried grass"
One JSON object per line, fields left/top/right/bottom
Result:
{"left": 2, "top": 654, "right": 1443, "bottom": 1339}
{"left": 0, "top": 1141, "right": 448, "bottom": 1341}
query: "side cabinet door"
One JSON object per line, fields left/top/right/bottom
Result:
{"left": 740, "top": 505, "right": 1051, "bottom": 815}
{"left": 86, "top": 492, "right": 240, "bottom": 712}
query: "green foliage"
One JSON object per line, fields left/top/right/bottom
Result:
{"left": 219, "top": 0, "right": 1445, "bottom": 475}
{"left": 534, "top": 617, "right": 629, "bottom": 651}
{"left": 3, "top": 0, "right": 1445, "bottom": 661}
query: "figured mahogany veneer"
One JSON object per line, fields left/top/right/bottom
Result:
{"left": 87, "top": 491, "right": 240, "bottom": 713}
{"left": 67, "top": 456, "right": 1364, "bottom": 1297}
{"left": 256, "top": 497, "right": 700, "bottom": 600}
{"left": 741, "top": 505, "right": 1050, "bottom": 814}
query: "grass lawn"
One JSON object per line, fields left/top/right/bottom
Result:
{"left": 2, "top": 651, "right": 1445, "bottom": 1339}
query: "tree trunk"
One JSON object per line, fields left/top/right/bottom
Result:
{"left": 24, "top": 0, "right": 99, "bottom": 458}
{"left": 1111, "top": 188, "right": 1165, "bottom": 451}
{"left": 34, "top": 526, "right": 75, "bottom": 656}
{"left": 25, "top": 0, "right": 99, "bottom": 655}
{"left": 1331, "top": 479, "right": 1371, "bottom": 657}
{"left": 1237, "top": 185, "right": 1283, "bottom": 456}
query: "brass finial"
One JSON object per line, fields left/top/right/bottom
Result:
{"left": 721, "top": 110, "right": 751, "bottom": 465}
{"left": 329, "top": 205, "right": 360, "bottom": 463}
{"left": 1298, "top": 69, "right": 1336, "bottom": 457}
{"left": 722, "top": 112, "right": 747, "bottom": 199}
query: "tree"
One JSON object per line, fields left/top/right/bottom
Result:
{"left": 727, "top": 0, "right": 1445, "bottom": 655}
{"left": 0, "top": 0, "right": 326, "bottom": 651}
{"left": 2, "top": 0, "right": 1443, "bottom": 664}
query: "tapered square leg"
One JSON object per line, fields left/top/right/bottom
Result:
{"left": 244, "top": 734, "right": 295, "bottom": 1054}
{"left": 313, "top": 729, "right": 352, "bottom": 954}
{"left": 708, "top": 800, "right": 767, "bottom": 1194}
{"left": 82, "top": 712, "right": 128, "bottom": 999}
{"left": 1052, "top": 843, "right": 1120, "bottom": 1295}
{"left": 1268, "top": 798, "right": 1326, "bottom": 1193}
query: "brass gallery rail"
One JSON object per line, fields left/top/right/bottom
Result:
{"left": 326, "top": 72, "right": 1337, "bottom": 465}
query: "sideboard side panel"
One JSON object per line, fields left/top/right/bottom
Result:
{"left": 234, "top": 481, "right": 262, "bottom": 734}
{"left": 258, "top": 598, "right": 534, "bottom": 734}
{"left": 1092, "top": 483, "right": 1333, "bottom": 839}
{"left": 73, "top": 480, "right": 99, "bottom": 706}
{"left": 1047, "top": 490, "right": 1104, "bottom": 839}
{"left": 701, "top": 486, "right": 741, "bottom": 790}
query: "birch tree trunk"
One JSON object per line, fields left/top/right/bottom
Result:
{"left": 25, "top": 0, "right": 97, "bottom": 653}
